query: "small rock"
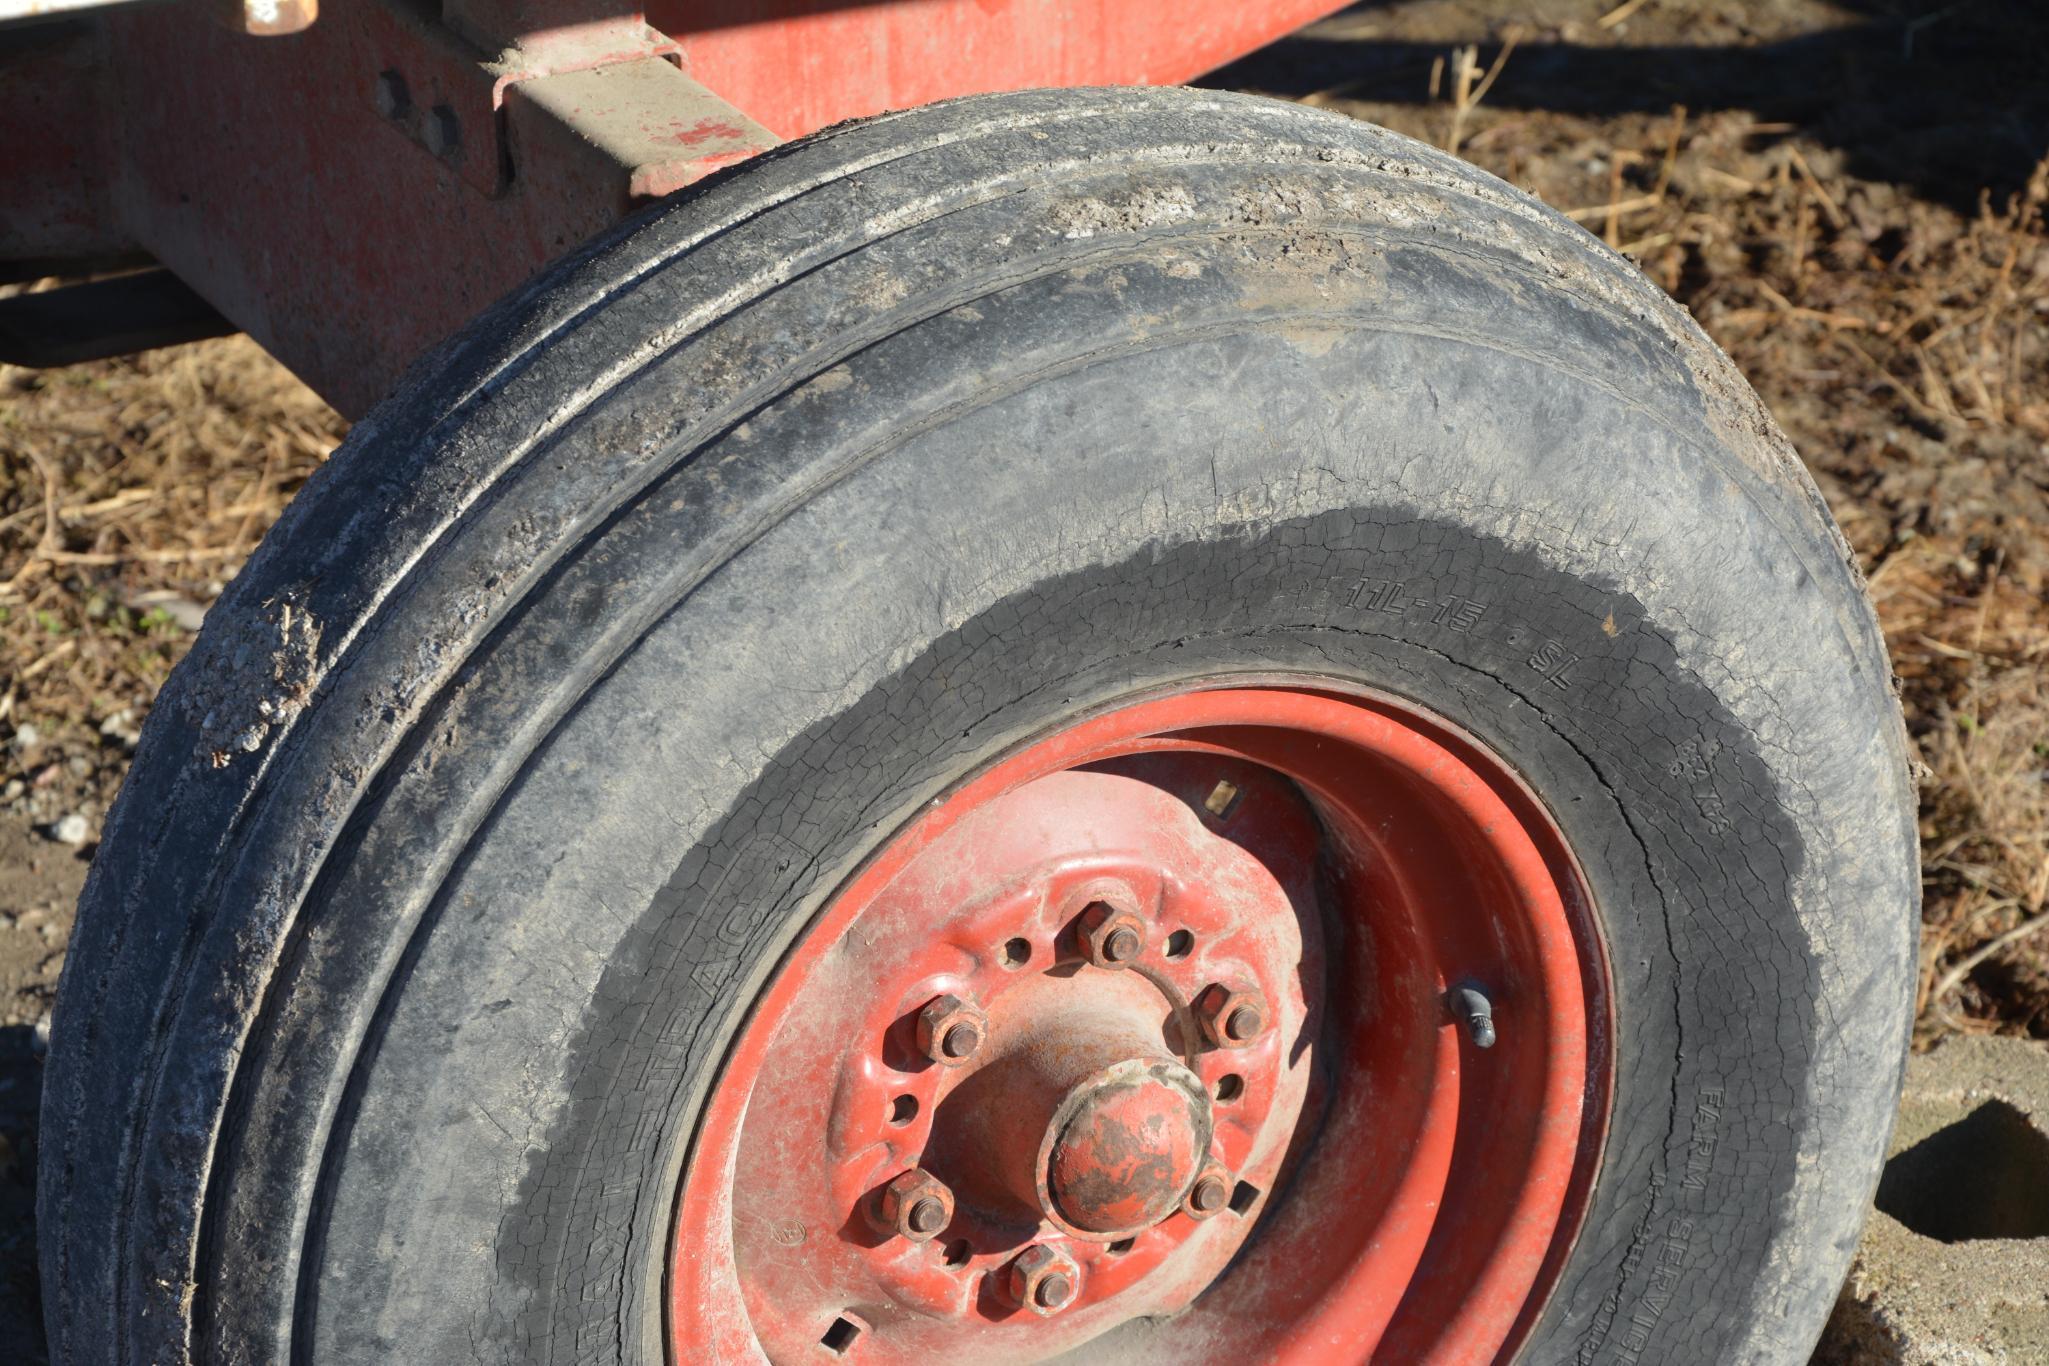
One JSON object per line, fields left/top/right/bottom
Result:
{"left": 99, "top": 708, "right": 141, "bottom": 748}
{"left": 11, "top": 723, "right": 40, "bottom": 750}
{"left": 130, "top": 592, "right": 207, "bottom": 632}
{"left": 1822, "top": 1036, "right": 2049, "bottom": 1364}
{"left": 32, "top": 1012, "right": 50, "bottom": 1057}
{"left": 49, "top": 812, "right": 90, "bottom": 847}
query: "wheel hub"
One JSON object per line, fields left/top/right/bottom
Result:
{"left": 705, "top": 760, "right": 1319, "bottom": 1355}
{"left": 937, "top": 983, "right": 1218, "bottom": 1239}
{"left": 1042, "top": 1058, "right": 1207, "bottom": 1234}
{"left": 671, "top": 685, "right": 1612, "bottom": 1363}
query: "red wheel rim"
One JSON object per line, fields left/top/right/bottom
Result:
{"left": 670, "top": 683, "right": 1612, "bottom": 1362}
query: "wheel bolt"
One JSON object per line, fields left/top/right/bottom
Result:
{"left": 1195, "top": 982, "right": 1269, "bottom": 1049}
{"left": 870, "top": 1168, "right": 954, "bottom": 1243}
{"left": 942, "top": 1020, "right": 980, "bottom": 1058}
{"left": 915, "top": 993, "right": 988, "bottom": 1068}
{"left": 1078, "top": 898, "right": 1147, "bottom": 969}
{"left": 1003, "top": 1243, "right": 1082, "bottom": 1317}
{"left": 1184, "top": 1165, "right": 1232, "bottom": 1220}
{"left": 908, "top": 1196, "right": 948, "bottom": 1235}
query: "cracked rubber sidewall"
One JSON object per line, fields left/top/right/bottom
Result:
{"left": 313, "top": 321, "right": 1911, "bottom": 1363}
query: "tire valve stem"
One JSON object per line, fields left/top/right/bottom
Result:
{"left": 1450, "top": 983, "right": 1497, "bottom": 1049}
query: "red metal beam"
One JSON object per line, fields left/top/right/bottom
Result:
{"left": 6, "top": 0, "right": 1351, "bottom": 415}
{"left": 0, "top": 20, "right": 127, "bottom": 267}
{"left": 651, "top": 0, "right": 1354, "bottom": 139}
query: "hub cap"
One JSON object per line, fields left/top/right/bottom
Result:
{"left": 1042, "top": 1059, "right": 1207, "bottom": 1234}
{"left": 671, "top": 684, "right": 1613, "bottom": 1362}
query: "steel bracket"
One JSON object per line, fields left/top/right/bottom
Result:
{"left": 357, "top": 4, "right": 772, "bottom": 200}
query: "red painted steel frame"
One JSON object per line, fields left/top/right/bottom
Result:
{"left": 643, "top": 0, "right": 1349, "bottom": 142}
{"left": 0, "top": 0, "right": 1349, "bottom": 415}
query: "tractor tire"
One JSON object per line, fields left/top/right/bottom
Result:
{"left": 40, "top": 87, "right": 1916, "bottom": 1364}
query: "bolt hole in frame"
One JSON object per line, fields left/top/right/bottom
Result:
{"left": 670, "top": 679, "right": 1613, "bottom": 1361}
{"left": 819, "top": 1314, "right": 863, "bottom": 1355}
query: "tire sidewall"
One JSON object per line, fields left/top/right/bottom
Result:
{"left": 307, "top": 300, "right": 1911, "bottom": 1362}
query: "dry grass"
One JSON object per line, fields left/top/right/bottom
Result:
{"left": 0, "top": 338, "right": 342, "bottom": 766}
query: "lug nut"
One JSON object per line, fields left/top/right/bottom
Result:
{"left": 1078, "top": 899, "right": 1147, "bottom": 969}
{"left": 1183, "top": 1164, "right": 1232, "bottom": 1220}
{"left": 870, "top": 1168, "right": 954, "bottom": 1243}
{"left": 1004, "top": 1243, "right": 1082, "bottom": 1316}
{"left": 915, "top": 993, "right": 988, "bottom": 1067}
{"left": 1195, "top": 982, "right": 1269, "bottom": 1049}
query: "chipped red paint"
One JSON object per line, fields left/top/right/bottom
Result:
{"left": 1043, "top": 1063, "right": 1207, "bottom": 1234}
{"left": 671, "top": 683, "right": 1613, "bottom": 1361}
{"left": 666, "top": 117, "right": 747, "bottom": 144}
{"left": 0, "top": 21, "right": 126, "bottom": 264}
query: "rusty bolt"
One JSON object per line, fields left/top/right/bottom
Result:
{"left": 1195, "top": 983, "right": 1269, "bottom": 1049}
{"left": 915, "top": 993, "right": 987, "bottom": 1067}
{"left": 870, "top": 1169, "right": 954, "bottom": 1243}
{"left": 1183, "top": 1164, "right": 1232, "bottom": 1221}
{"left": 423, "top": 104, "right": 461, "bottom": 158}
{"left": 1077, "top": 899, "right": 1147, "bottom": 969}
{"left": 1004, "top": 1243, "right": 1081, "bottom": 1316}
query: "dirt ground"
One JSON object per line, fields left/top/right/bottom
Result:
{"left": 1, "top": 0, "right": 2044, "bottom": 1359}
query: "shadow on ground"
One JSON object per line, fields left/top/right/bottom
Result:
{"left": 1207, "top": 0, "right": 2049, "bottom": 213}
{"left": 0, "top": 1025, "right": 43, "bottom": 1361}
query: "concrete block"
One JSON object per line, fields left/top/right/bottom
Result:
{"left": 1813, "top": 1036, "right": 2049, "bottom": 1364}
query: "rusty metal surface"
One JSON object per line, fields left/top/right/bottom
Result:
{"left": 1041, "top": 1058, "right": 1209, "bottom": 1235}
{"left": 508, "top": 57, "right": 775, "bottom": 200}
{"left": 0, "top": 20, "right": 126, "bottom": 263}
{"left": 88, "top": 1, "right": 781, "bottom": 415}
{"left": 682, "top": 754, "right": 1323, "bottom": 1359}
